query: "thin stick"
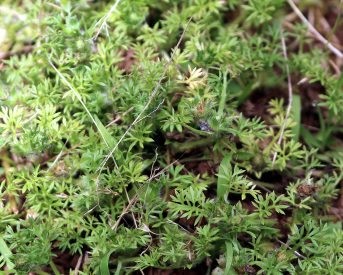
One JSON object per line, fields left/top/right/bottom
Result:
{"left": 125, "top": 188, "right": 138, "bottom": 228}
{"left": 93, "top": 0, "right": 122, "bottom": 41}
{"left": 0, "top": 45, "right": 34, "bottom": 60}
{"left": 272, "top": 32, "right": 293, "bottom": 165}
{"left": 136, "top": 99, "right": 165, "bottom": 124}
{"left": 149, "top": 148, "right": 159, "bottom": 179}
{"left": 276, "top": 239, "right": 306, "bottom": 259}
{"left": 111, "top": 195, "right": 138, "bottom": 231}
{"left": 47, "top": 139, "right": 68, "bottom": 172}
{"left": 106, "top": 107, "right": 134, "bottom": 127}
{"left": 112, "top": 158, "right": 181, "bottom": 230}
{"left": 73, "top": 254, "right": 83, "bottom": 275}
{"left": 148, "top": 159, "right": 179, "bottom": 182}
{"left": 287, "top": 0, "right": 343, "bottom": 58}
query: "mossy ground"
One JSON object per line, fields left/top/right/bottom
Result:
{"left": 0, "top": 0, "right": 343, "bottom": 274}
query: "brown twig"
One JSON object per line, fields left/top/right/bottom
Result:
{"left": 73, "top": 254, "right": 84, "bottom": 275}
{"left": 0, "top": 150, "right": 18, "bottom": 214}
{"left": 111, "top": 195, "right": 138, "bottom": 231}
{"left": 0, "top": 45, "right": 34, "bottom": 61}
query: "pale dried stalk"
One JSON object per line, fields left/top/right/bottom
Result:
{"left": 272, "top": 32, "right": 293, "bottom": 165}
{"left": 93, "top": 0, "right": 122, "bottom": 40}
{"left": 111, "top": 196, "right": 138, "bottom": 230}
{"left": 287, "top": 0, "right": 343, "bottom": 58}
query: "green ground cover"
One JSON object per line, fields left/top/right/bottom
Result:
{"left": 0, "top": 0, "right": 343, "bottom": 274}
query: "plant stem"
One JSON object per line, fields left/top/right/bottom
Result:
{"left": 170, "top": 137, "right": 215, "bottom": 153}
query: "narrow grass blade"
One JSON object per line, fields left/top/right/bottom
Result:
{"left": 0, "top": 237, "right": 14, "bottom": 270}
{"left": 100, "top": 250, "right": 113, "bottom": 275}
{"left": 217, "top": 155, "right": 232, "bottom": 200}
{"left": 94, "top": 115, "right": 116, "bottom": 148}
{"left": 291, "top": 94, "right": 301, "bottom": 141}
{"left": 224, "top": 241, "right": 233, "bottom": 273}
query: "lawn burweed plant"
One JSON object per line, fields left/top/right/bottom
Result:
{"left": 0, "top": 0, "right": 342, "bottom": 274}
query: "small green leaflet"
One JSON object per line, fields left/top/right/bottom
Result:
{"left": 94, "top": 115, "right": 116, "bottom": 148}
{"left": 217, "top": 154, "right": 232, "bottom": 200}
{"left": 0, "top": 236, "right": 14, "bottom": 270}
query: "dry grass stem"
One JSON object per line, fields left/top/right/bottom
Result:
{"left": 287, "top": 0, "right": 343, "bottom": 58}
{"left": 272, "top": 31, "right": 293, "bottom": 165}
{"left": 93, "top": 0, "right": 122, "bottom": 40}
